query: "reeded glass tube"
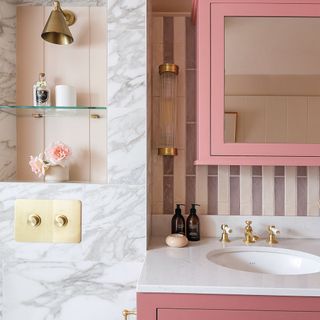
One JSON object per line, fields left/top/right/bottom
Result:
{"left": 157, "top": 63, "right": 179, "bottom": 156}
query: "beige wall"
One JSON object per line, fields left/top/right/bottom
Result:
{"left": 16, "top": 6, "right": 107, "bottom": 183}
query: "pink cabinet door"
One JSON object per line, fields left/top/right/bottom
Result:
{"left": 195, "top": 0, "right": 320, "bottom": 166}
{"left": 158, "top": 309, "right": 320, "bottom": 320}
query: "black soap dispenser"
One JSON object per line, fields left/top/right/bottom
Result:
{"left": 171, "top": 204, "right": 185, "bottom": 235}
{"left": 186, "top": 204, "right": 200, "bottom": 241}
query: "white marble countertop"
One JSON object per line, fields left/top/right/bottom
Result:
{"left": 137, "top": 237, "right": 320, "bottom": 296}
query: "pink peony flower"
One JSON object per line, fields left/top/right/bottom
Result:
{"left": 29, "top": 154, "right": 48, "bottom": 177}
{"left": 45, "top": 141, "right": 72, "bottom": 166}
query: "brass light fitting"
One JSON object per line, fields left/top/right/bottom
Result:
{"left": 159, "top": 63, "right": 179, "bottom": 75}
{"left": 157, "top": 63, "right": 179, "bottom": 157}
{"left": 41, "top": 0, "right": 76, "bottom": 45}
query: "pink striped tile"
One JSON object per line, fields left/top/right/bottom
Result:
{"left": 297, "top": 176, "right": 307, "bottom": 216}
{"left": 186, "top": 70, "right": 196, "bottom": 122}
{"left": 252, "top": 177, "right": 262, "bottom": 215}
{"left": 208, "top": 165, "right": 218, "bottom": 176}
{"left": 230, "top": 165, "right": 240, "bottom": 176}
{"left": 163, "top": 157, "right": 174, "bottom": 175}
{"left": 186, "top": 17, "right": 196, "bottom": 69}
{"left": 252, "top": 166, "right": 262, "bottom": 177}
{"left": 208, "top": 176, "right": 218, "bottom": 215}
{"left": 230, "top": 176, "right": 240, "bottom": 215}
{"left": 163, "top": 17, "right": 174, "bottom": 63}
{"left": 274, "top": 177, "right": 285, "bottom": 216}
{"left": 275, "top": 166, "right": 284, "bottom": 177}
{"left": 186, "top": 123, "right": 196, "bottom": 175}
{"left": 297, "top": 166, "right": 307, "bottom": 177}
{"left": 186, "top": 176, "right": 196, "bottom": 210}
{"left": 163, "top": 175, "right": 174, "bottom": 215}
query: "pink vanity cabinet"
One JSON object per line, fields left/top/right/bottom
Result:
{"left": 137, "top": 293, "right": 320, "bottom": 319}
{"left": 194, "top": 0, "right": 320, "bottom": 166}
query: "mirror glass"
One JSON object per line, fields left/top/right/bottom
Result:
{"left": 0, "top": 3, "right": 107, "bottom": 183}
{"left": 224, "top": 17, "right": 320, "bottom": 144}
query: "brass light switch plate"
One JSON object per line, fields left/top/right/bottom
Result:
{"left": 15, "top": 199, "right": 82, "bottom": 243}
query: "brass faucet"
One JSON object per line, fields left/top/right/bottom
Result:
{"left": 243, "top": 220, "right": 259, "bottom": 244}
{"left": 220, "top": 224, "right": 232, "bottom": 243}
{"left": 267, "top": 225, "right": 280, "bottom": 245}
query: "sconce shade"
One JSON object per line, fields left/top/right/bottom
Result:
{"left": 41, "top": 1, "right": 75, "bottom": 45}
{"left": 156, "top": 63, "right": 179, "bottom": 156}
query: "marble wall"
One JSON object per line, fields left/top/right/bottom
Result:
{"left": 0, "top": 0, "right": 147, "bottom": 319}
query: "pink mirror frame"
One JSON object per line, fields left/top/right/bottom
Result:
{"left": 195, "top": 0, "right": 320, "bottom": 165}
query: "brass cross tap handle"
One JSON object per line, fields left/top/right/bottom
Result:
{"left": 122, "top": 309, "right": 137, "bottom": 320}
{"left": 267, "top": 225, "right": 280, "bottom": 245}
{"left": 220, "top": 224, "right": 232, "bottom": 243}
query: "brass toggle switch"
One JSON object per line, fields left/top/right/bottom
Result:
{"left": 28, "top": 214, "right": 41, "bottom": 228}
{"left": 55, "top": 215, "right": 68, "bottom": 228}
{"left": 15, "top": 199, "right": 81, "bottom": 243}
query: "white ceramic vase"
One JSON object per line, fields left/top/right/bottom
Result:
{"left": 45, "top": 165, "right": 69, "bottom": 183}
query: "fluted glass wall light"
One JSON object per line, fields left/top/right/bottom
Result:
{"left": 41, "top": 0, "right": 76, "bottom": 45}
{"left": 157, "top": 63, "right": 179, "bottom": 156}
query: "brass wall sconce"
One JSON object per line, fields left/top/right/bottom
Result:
{"left": 156, "top": 63, "right": 179, "bottom": 156}
{"left": 41, "top": 0, "right": 76, "bottom": 45}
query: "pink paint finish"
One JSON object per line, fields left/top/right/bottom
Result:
{"left": 158, "top": 309, "right": 320, "bottom": 320}
{"left": 195, "top": 0, "right": 320, "bottom": 166}
{"left": 137, "top": 293, "right": 320, "bottom": 320}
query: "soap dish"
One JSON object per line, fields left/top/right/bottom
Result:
{"left": 165, "top": 234, "right": 188, "bottom": 248}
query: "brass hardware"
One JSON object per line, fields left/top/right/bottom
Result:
{"left": 243, "top": 220, "right": 259, "bottom": 244}
{"left": 220, "top": 224, "right": 232, "bottom": 243}
{"left": 55, "top": 215, "right": 68, "bottom": 228}
{"left": 32, "top": 113, "right": 44, "bottom": 118}
{"left": 41, "top": 0, "right": 75, "bottom": 45}
{"left": 90, "top": 114, "right": 101, "bottom": 119}
{"left": 159, "top": 63, "right": 179, "bottom": 75}
{"left": 122, "top": 309, "right": 137, "bottom": 320}
{"left": 267, "top": 225, "right": 280, "bottom": 245}
{"left": 63, "top": 10, "right": 76, "bottom": 26}
{"left": 28, "top": 214, "right": 41, "bottom": 228}
{"left": 15, "top": 199, "right": 81, "bottom": 243}
{"left": 158, "top": 147, "right": 178, "bottom": 156}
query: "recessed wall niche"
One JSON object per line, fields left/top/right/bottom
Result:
{"left": 0, "top": 4, "right": 107, "bottom": 183}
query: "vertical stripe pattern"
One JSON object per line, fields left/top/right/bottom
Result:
{"left": 151, "top": 15, "right": 320, "bottom": 217}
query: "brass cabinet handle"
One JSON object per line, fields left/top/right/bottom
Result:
{"left": 122, "top": 309, "right": 136, "bottom": 320}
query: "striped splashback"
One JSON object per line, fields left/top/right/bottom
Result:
{"left": 151, "top": 15, "right": 320, "bottom": 217}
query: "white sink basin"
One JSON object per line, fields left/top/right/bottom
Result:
{"left": 207, "top": 247, "right": 320, "bottom": 275}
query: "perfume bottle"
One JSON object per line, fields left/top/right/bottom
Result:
{"left": 33, "top": 73, "right": 50, "bottom": 106}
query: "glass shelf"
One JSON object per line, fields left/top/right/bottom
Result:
{"left": 0, "top": 106, "right": 107, "bottom": 118}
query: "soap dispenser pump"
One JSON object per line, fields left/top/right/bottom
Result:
{"left": 171, "top": 204, "right": 186, "bottom": 235}
{"left": 186, "top": 204, "right": 200, "bottom": 241}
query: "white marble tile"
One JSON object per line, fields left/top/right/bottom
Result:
{"left": 0, "top": 183, "right": 146, "bottom": 263}
{"left": 108, "top": 29, "right": 146, "bottom": 110}
{"left": 82, "top": 184, "right": 146, "bottom": 262}
{"left": 0, "top": 112, "right": 16, "bottom": 181}
{"left": 108, "top": 0, "right": 146, "bottom": 30}
{"left": 108, "top": 107, "right": 146, "bottom": 185}
{"left": 3, "top": 260, "right": 142, "bottom": 320}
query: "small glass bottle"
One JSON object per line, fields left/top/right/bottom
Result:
{"left": 33, "top": 73, "right": 50, "bottom": 106}
{"left": 186, "top": 204, "right": 200, "bottom": 241}
{"left": 171, "top": 204, "right": 185, "bottom": 235}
